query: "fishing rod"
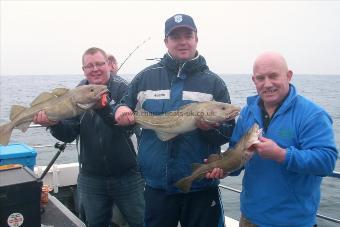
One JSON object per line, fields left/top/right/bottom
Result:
{"left": 117, "top": 37, "right": 151, "bottom": 72}
{"left": 39, "top": 142, "right": 67, "bottom": 181}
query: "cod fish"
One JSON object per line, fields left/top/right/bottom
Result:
{"left": 175, "top": 123, "right": 262, "bottom": 193}
{"left": 134, "top": 101, "right": 241, "bottom": 141}
{"left": 0, "top": 85, "right": 108, "bottom": 145}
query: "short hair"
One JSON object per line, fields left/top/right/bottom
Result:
{"left": 82, "top": 47, "right": 108, "bottom": 65}
{"left": 107, "top": 54, "right": 117, "bottom": 65}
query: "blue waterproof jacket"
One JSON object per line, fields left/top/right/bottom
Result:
{"left": 231, "top": 84, "right": 338, "bottom": 226}
{"left": 117, "top": 53, "right": 235, "bottom": 193}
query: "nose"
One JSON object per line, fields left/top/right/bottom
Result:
{"left": 263, "top": 77, "right": 272, "bottom": 87}
{"left": 92, "top": 65, "right": 100, "bottom": 71}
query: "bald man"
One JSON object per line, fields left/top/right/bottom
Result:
{"left": 208, "top": 52, "right": 338, "bottom": 226}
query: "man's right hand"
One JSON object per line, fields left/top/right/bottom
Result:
{"left": 115, "top": 106, "right": 135, "bottom": 126}
{"left": 33, "top": 110, "right": 59, "bottom": 127}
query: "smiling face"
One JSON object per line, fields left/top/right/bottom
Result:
{"left": 252, "top": 52, "right": 293, "bottom": 112}
{"left": 164, "top": 27, "right": 198, "bottom": 61}
{"left": 82, "top": 51, "right": 110, "bottom": 85}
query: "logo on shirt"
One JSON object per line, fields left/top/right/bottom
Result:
{"left": 278, "top": 128, "right": 294, "bottom": 139}
{"left": 154, "top": 93, "right": 166, "bottom": 97}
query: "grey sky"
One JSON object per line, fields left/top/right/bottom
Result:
{"left": 1, "top": 0, "right": 340, "bottom": 76}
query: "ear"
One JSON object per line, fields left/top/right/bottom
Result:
{"left": 287, "top": 70, "right": 293, "bottom": 81}
{"left": 251, "top": 75, "right": 255, "bottom": 83}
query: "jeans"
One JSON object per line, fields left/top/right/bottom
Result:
{"left": 77, "top": 169, "right": 145, "bottom": 227}
{"left": 144, "top": 185, "right": 225, "bottom": 227}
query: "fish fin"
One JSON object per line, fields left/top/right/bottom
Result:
{"left": 221, "top": 148, "right": 234, "bottom": 158}
{"left": 207, "top": 154, "right": 222, "bottom": 163}
{"left": 0, "top": 122, "right": 14, "bottom": 145}
{"left": 51, "top": 88, "right": 69, "bottom": 97}
{"left": 10, "top": 105, "right": 28, "bottom": 121}
{"left": 16, "top": 121, "right": 31, "bottom": 132}
{"left": 174, "top": 176, "right": 193, "bottom": 193}
{"left": 155, "top": 131, "right": 178, "bottom": 141}
{"left": 30, "top": 92, "right": 57, "bottom": 106}
{"left": 77, "top": 103, "right": 95, "bottom": 110}
{"left": 192, "top": 163, "right": 204, "bottom": 172}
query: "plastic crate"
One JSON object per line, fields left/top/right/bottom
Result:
{"left": 0, "top": 143, "right": 37, "bottom": 170}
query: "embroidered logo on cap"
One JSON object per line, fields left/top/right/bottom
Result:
{"left": 174, "top": 15, "right": 183, "bottom": 23}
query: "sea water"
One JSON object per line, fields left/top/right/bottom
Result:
{"left": 1, "top": 74, "right": 339, "bottom": 226}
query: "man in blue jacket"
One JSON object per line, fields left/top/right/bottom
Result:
{"left": 208, "top": 51, "right": 338, "bottom": 227}
{"left": 115, "top": 14, "right": 235, "bottom": 227}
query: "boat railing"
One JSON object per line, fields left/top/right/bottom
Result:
{"left": 218, "top": 173, "right": 340, "bottom": 225}
{"left": 21, "top": 125, "right": 340, "bottom": 225}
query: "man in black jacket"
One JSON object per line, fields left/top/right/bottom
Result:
{"left": 33, "top": 47, "right": 145, "bottom": 227}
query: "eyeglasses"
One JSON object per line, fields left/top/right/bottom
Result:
{"left": 83, "top": 61, "right": 106, "bottom": 71}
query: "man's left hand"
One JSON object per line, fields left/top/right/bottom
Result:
{"left": 253, "top": 136, "right": 286, "bottom": 163}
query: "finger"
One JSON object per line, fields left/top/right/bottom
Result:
{"left": 127, "top": 113, "right": 135, "bottom": 124}
{"left": 259, "top": 136, "right": 268, "bottom": 142}
{"left": 219, "top": 169, "right": 224, "bottom": 178}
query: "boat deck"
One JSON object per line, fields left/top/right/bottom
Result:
{"left": 41, "top": 194, "right": 85, "bottom": 227}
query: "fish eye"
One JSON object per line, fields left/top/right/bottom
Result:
{"left": 90, "top": 88, "right": 94, "bottom": 92}
{"left": 221, "top": 107, "right": 226, "bottom": 110}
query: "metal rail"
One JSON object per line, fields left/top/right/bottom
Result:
{"left": 26, "top": 124, "right": 340, "bottom": 224}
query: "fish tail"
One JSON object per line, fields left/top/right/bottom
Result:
{"left": 175, "top": 176, "right": 193, "bottom": 193}
{"left": 0, "top": 122, "right": 14, "bottom": 145}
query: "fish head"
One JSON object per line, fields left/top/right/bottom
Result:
{"left": 71, "top": 84, "right": 108, "bottom": 105}
{"left": 199, "top": 101, "right": 241, "bottom": 123}
{"left": 245, "top": 123, "right": 263, "bottom": 150}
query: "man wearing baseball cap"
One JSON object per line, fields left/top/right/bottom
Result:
{"left": 115, "top": 14, "right": 235, "bottom": 227}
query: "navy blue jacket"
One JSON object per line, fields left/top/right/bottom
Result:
{"left": 49, "top": 75, "right": 138, "bottom": 177}
{"left": 117, "top": 53, "right": 235, "bottom": 193}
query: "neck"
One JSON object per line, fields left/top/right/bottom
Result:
{"left": 264, "top": 104, "right": 277, "bottom": 118}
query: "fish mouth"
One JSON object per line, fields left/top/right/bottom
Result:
{"left": 225, "top": 110, "right": 240, "bottom": 120}
{"left": 96, "top": 89, "right": 109, "bottom": 99}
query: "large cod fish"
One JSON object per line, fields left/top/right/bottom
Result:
{"left": 0, "top": 85, "right": 108, "bottom": 145}
{"left": 175, "top": 123, "right": 262, "bottom": 193}
{"left": 134, "top": 101, "right": 241, "bottom": 141}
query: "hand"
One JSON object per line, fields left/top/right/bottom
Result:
{"left": 204, "top": 159, "right": 229, "bottom": 179}
{"left": 33, "top": 110, "right": 59, "bottom": 127}
{"left": 195, "top": 117, "right": 220, "bottom": 130}
{"left": 253, "top": 136, "right": 286, "bottom": 163}
{"left": 115, "top": 106, "right": 135, "bottom": 126}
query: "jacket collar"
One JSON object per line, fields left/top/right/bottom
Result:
{"left": 247, "top": 84, "right": 298, "bottom": 119}
{"left": 160, "top": 52, "right": 208, "bottom": 75}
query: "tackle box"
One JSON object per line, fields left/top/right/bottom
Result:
{"left": 0, "top": 143, "right": 37, "bottom": 170}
